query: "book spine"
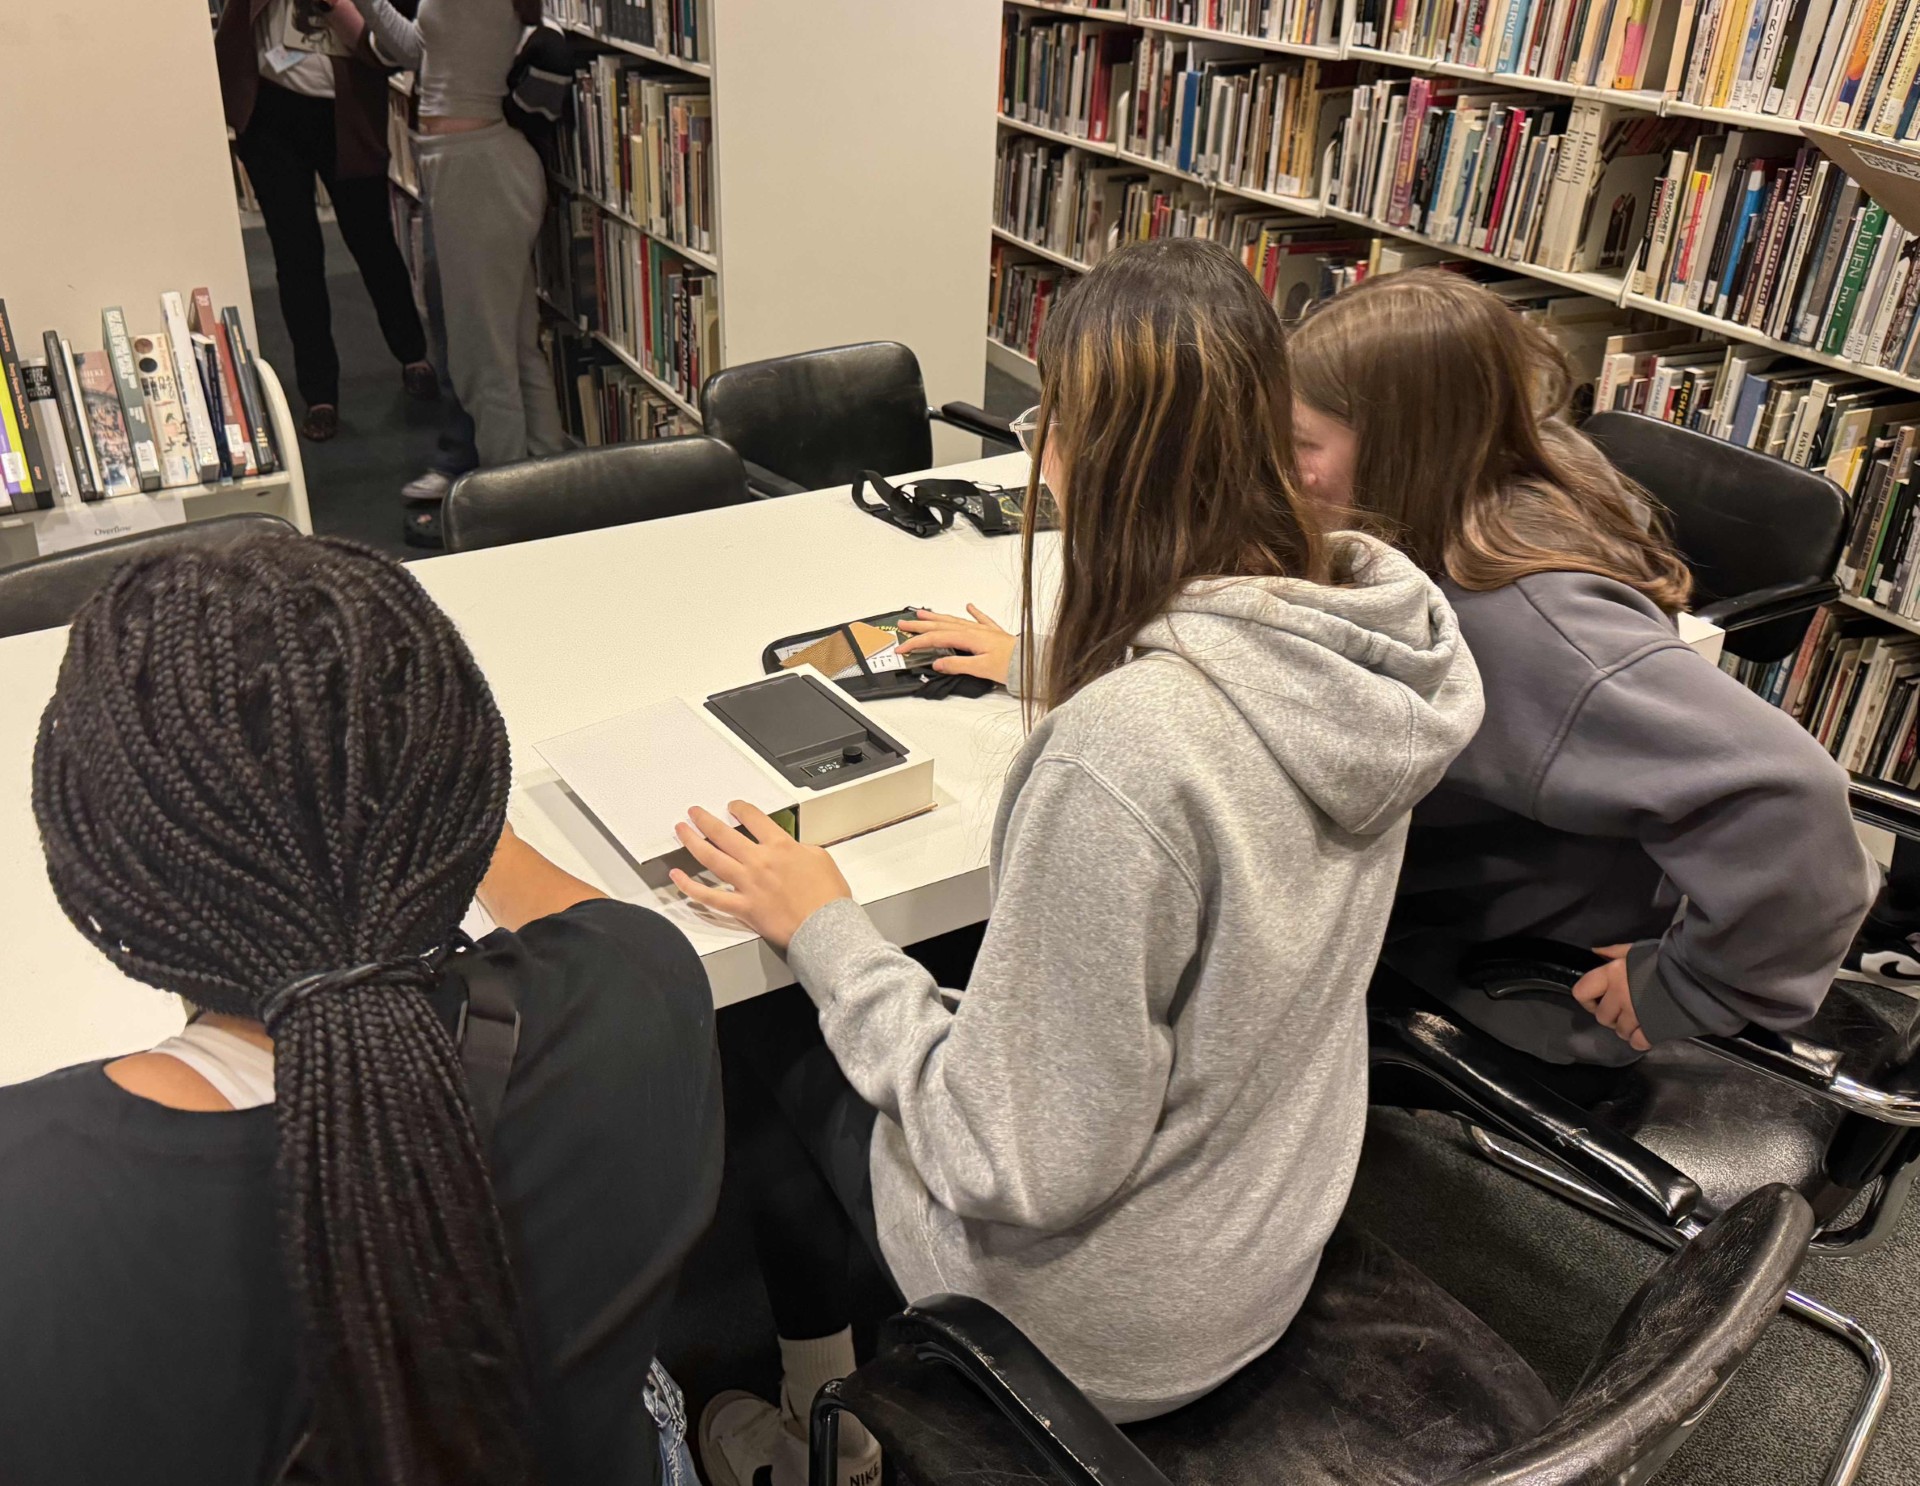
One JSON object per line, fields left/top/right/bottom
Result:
{"left": 1823, "top": 200, "right": 1888, "bottom": 353}
{"left": 162, "top": 292, "right": 221, "bottom": 482}
{"left": 1765, "top": 0, "right": 1819, "bottom": 108}
{"left": 44, "top": 334, "right": 99, "bottom": 501}
{"left": 102, "top": 308, "right": 163, "bottom": 492}
{"left": 193, "top": 288, "right": 255, "bottom": 477}
{"left": 220, "top": 307, "right": 277, "bottom": 475}
{"left": 193, "top": 335, "right": 233, "bottom": 480}
{"left": 134, "top": 331, "right": 197, "bottom": 490}
{"left": 0, "top": 300, "right": 47, "bottom": 506}
{"left": 19, "top": 361, "right": 78, "bottom": 504}
{"left": 76, "top": 351, "right": 139, "bottom": 497}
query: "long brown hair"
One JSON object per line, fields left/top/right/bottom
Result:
{"left": 1022, "top": 237, "right": 1327, "bottom": 713}
{"left": 1289, "top": 268, "right": 1692, "bottom": 612}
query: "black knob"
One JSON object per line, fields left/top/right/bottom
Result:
{"left": 843, "top": 745, "right": 864, "bottom": 763}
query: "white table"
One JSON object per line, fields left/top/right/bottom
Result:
{"left": 0, "top": 452, "right": 1044, "bottom": 1087}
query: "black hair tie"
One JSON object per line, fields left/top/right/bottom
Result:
{"left": 262, "top": 956, "right": 438, "bottom": 1030}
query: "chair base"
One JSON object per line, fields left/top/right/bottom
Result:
{"left": 1465, "top": 1124, "right": 1891, "bottom": 1486}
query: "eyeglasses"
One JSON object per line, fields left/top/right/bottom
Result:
{"left": 1010, "top": 405, "right": 1047, "bottom": 457}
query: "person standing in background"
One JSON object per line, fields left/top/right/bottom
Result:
{"left": 325, "top": 0, "right": 567, "bottom": 537}
{"left": 216, "top": 0, "right": 438, "bottom": 444}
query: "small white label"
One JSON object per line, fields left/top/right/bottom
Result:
{"left": 134, "top": 444, "right": 161, "bottom": 477}
{"left": 0, "top": 451, "right": 23, "bottom": 486}
{"left": 33, "top": 492, "right": 186, "bottom": 555}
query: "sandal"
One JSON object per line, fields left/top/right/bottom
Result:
{"left": 300, "top": 404, "right": 340, "bottom": 442}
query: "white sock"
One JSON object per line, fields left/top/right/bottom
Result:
{"left": 779, "top": 1329, "right": 875, "bottom": 1456}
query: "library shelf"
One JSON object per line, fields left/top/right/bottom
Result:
{"left": 591, "top": 330, "right": 705, "bottom": 423}
{"left": 991, "top": 225, "right": 1095, "bottom": 274}
{"left": 551, "top": 175, "right": 721, "bottom": 271}
{"left": 0, "top": 469, "right": 296, "bottom": 534}
{"left": 1664, "top": 99, "right": 1807, "bottom": 135}
{"left": 985, "top": 336, "right": 1041, "bottom": 384}
{"left": 1839, "top": 593, "right": 1920, "bottom": 640}
{"left": 1126, "top": 12, "right": 1343, "bottom": 60}
{"left": 998, "top": 114, "right": 1121, "bottom": 155}
{"left": 557, "top": 20, "right": 711, "bottom": 77}
{"left": 1110, "top": 145, "right": 1323, "bottom": 216}
{"left": 1616, "top": 292, "right": 1920, "bottom": 396}
{"left": 1321, "top": 203, "right": 1624, "bottom": 300}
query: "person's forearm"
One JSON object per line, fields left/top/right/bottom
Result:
{"left": 343, "top": 0, "right": 423, "bottom": 68}
{"left": 322, "top": 0, "right": 366, "bottom": 50}
{"left": 476, "top": 826, "right": 607, "bottom": 933}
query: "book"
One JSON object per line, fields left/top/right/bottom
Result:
{"left": 0, "top": 298, "right": 50, "bottom": 509}
{"left": 18, "top": 360, "right": 78, "bottom": 505}
{"left": 102, "top": 308, "right": 163, "bottom": 492}
{"left": 220, "top": 307, "right": 278, "bottom": 475}
{"left": 192, "top": 334, "right": 233, "bottom": 480}
{"left": 191, "top": 288, "right": 255, "bottom": 478}
{"left": 161, "top": 291, "right": 221, "bottom": 483}
{"left": 1823, "top": 199, "right": 1891, "bottom": 353}
{"left": 133, "top": 330, "right": 197, "bottom": 490}
{"left": 75, "top": 350, "right": 139, "bottom": 497}
{"left": 44, "top": 333, "right": 100, "bottom": 502}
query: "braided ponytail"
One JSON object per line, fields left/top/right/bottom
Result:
{"left": 32, "top": 535, "right": 534, "bottom": 1486}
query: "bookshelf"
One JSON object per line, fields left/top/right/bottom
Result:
{"left": 524, "top": 0, "right": 999, "bottom": 458}
{"left": 985, "top": 1, "right": 1920, "bottom": 398}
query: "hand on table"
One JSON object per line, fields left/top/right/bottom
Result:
{"left": 670, "top": 802, "right": 852, "bottom": 954}
{"left": 897, "top": 605, "right": 1016, "bottom": 687}
{"left": 1570, "top": 944, "right": 1649, "bottom": 1052}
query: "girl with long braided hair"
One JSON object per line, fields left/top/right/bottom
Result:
{"left": 1, "top": 534, "right": 721, "bottom": 1486}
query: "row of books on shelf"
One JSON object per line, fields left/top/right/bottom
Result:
{"left": 1127, "top": 36, "right": 1337, "bottom": 193}
{"left": 1137, "top": 0, "right": 1343, "bottom": 50}
{"left": 1633, "top": 135, "right": 1920, "bottom": 376}
{"left": 546, "top": 0, "right": 706, "bottom": 64}
{"left": 1340, "top": 0, "right": 1920, "bottom": 137}
{"left": 544, "top": 325, "right": 697, "bottom": 447}
{"left": 1728, "top": 607, "right": 1920, "bottom": 785}
{"left": 1331, "top": 81, "right": 1701, "bottom": 273}
{"left": 1014, "top": 0, "right": 1920, "bottom": 136}
{"left": 538, "top": 198, "right": 718, "bottom": 402}
{"left": 0, "top": 291, "right": 278, "bottom": 516}
{"left": 554, "top": 56, "right": 714, "bottom": 252}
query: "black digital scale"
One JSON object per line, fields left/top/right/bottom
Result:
{"left": 705, "top": 672, "right": 911, "bottom": 790}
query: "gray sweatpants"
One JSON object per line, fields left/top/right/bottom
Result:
{"left": 416, "top": 123, "right": 567, "bottom": 469}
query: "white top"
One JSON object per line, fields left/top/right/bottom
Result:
{"left": 147, "top": 1021, "right": 275, "bottom": 1110}
{"left": 257, "top": 0, "right": 337, "bottom": 100}
{"left": 1, "top": 454, "right": 1049, "bottom": 1088}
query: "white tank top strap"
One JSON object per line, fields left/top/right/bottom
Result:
{"left": 148, "top": 1021, "right": 277, "bottom": 1110}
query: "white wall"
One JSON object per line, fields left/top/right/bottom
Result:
{"left": 0, "top": 0, "right": 253, "bottom": 352}
{"left": 711, "top": 0, "right": 1002, "bottom": 458}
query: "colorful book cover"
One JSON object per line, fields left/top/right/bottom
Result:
{"left": 75, "top": 350, "right": 139, "bottom": 497}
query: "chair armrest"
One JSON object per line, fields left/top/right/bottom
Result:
{"left": 932, "top": 401, "right": 1021, "bottom": 450}
{"left": 869, "top": 1295, "right": 1174, "bottom": 1486}
{"left": 740, "top": 458, "right": 810, "bottom": 499}
{"left": 1693, "top": 578, "right": 1837, "bottom": 632}
{"left": 1851, "top": 774, "right": 1920, "bottom": 843}
{"left": 1370, "top": 1005, "right": 1703, "bottom": 1232}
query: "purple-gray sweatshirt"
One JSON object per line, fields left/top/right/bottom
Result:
{"left": 1387, "top": 569, "right": 1877, "bottom": 1066}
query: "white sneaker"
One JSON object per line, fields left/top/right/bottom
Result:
{"left": 698, "top": 1389, "right": 880, "bottom": 1486}
{"left": 401, "top": 470, "right": 454, "bottom": 505}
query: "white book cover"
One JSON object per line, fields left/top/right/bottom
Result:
{"left": 161, "top": 292, "right": 220, "bottom": 482}
{"left": 1736, "top": 0, "right": 1795, "bottom": 110}
{"left": 1776, "top": 0, "right": 1841, "bottom": 111}
{"left": 133, "top": 330, "right": 197, "bottom": 489}
{"left": 19, "top": 360, "right": 78, "bottom": 504}
{"left": 1846, "top": 227, "right": 1907, "bottom": 359}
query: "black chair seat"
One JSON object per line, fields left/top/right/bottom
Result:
{"left": 850, "top": 1225, "right": 1556, "bottom": 1486}
{"left": 1124, "top": 1226, "right": 1557, "bottom": 1486}
{"left": 1585, "top": 1042, "right": 1853, "bottom": 1223}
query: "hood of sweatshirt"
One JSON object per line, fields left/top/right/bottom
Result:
{"left": 1131, "top": 532, "right": 1483, "bottom": 836}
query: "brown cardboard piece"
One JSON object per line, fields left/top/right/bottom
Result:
{"left": 1805, "top": 127, "right": 1920, "bottom": 238}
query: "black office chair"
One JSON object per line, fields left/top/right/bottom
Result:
{"left": 442, "top": 436, "right": 751, "bottom": 553}
{"left": 1372, "top": 415, "right": 1905, "bottom": 1482}
{"left": 0, "top": 512, "right": 299, "bottom": 639}
{"left": 808, "top": 1185, "right": 1813, "bottom": 1486}
{"left": 698, "top": 342, "right": 1018, "bottom": 498}
{"left": 1583, "top": 410, "right": 1848, "bottom": 662}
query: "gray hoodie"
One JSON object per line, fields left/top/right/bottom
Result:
{"left": 786, "top": 534, "right": 1482, "bottom": 1420}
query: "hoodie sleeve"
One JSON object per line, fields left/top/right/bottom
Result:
{"left": 1535, "top": 644, "right": 1875, "bottom": 1041}
{"left": 786, "top": 755, "right": 1196, "bottom": 1231}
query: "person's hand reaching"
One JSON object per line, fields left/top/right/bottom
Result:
{"left": 1570, "top": 944, "right": 1649, "bottom": 1052}
{"left": 896, "top": 606, "right": 1016, "bottom": 686}
{"left": 669, "top": 803, "right": 853, "bottom": 953}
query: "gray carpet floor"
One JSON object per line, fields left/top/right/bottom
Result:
{"left": 251, "top": 219, "right": 1920, "bottom": 1484}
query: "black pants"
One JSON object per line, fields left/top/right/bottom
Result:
{"left": 236, "top": 81, "right": 426, "bottom": 410}
{"left": 719, "top": 925, "right": 985, "bottom": 1340}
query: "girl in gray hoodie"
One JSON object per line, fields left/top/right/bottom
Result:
{"left": 671, "top": 239, "right": 1483, "bottom": 1486}
{"left": 1289, "top": 268, "right": 1876, "bottom": 1068}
